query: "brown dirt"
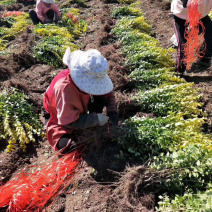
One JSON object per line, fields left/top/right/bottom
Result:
{"left": 0, "top": 0, "right": 211, "bottom": 211}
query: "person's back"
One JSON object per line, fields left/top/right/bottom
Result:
{"left": 29, "top": 0, "right": 61, "bottom": 25}
{"left": 43, "top": 48, "right": 118, "bottom": 153}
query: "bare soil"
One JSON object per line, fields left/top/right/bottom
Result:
{"left": 0, "top": 0, "right": 211, "bottom": 211}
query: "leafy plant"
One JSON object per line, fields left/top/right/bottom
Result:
{"left": 34, "top": 24, "right": 73, "bottom": 39}
{"left": 0, "top": 89, "right": 43, "bottom": 153}
{"left": 0, "top": 0, "right": 16, "bottom": 6}
{"left": 118, "top": 114, "right": 211, "bottom": 161}
{"left": 0, "top": 13, "right": 32, "bottom": 43}
{"left": 152, "top": 144, "right": 212, "bottom": 193}
{"left": 33, "top": 8, "right": 87, "bottom": 67}
{"left": 133, "top": 83, "right": 204, "bottom": 117}
{"left": 60, "top": 0, "right": 87, "bottom": 8}
{"left": 112, "top": 9, "right": 174, "bottom": 70}
{"left": 118, "top": 116, "right": 179, "bottom": 160}
{"left": 34, "top": 36, "right": 78, "bottom": 68}
{"left": 157, "top": 188, "right": 212, "bottom": 212}
{"left": 129, "top": 67, "right": 184, "bottom": 90}
{"left": 112, "top": 4, "right": 143, "bottom": 18}
{"left": 112, "top": 2, "right": 212, "bottom": 210}
{"left": 115, "top": 16, "right": 151, "bottom": 34}
{"left": 118, "top": 0, "right": 135, "bottom": 5}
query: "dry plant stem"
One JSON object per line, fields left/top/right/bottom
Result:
{"left": 111, "top": 166, "right": 172, "bottom": 211}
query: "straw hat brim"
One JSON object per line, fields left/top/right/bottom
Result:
{"left": 71, "top": 67, "right": 113, "bottom": 95}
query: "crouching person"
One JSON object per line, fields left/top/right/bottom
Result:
{"left": 29, "top": 0, "right": 61, "bottom": 25}
{"left": 43, "top": 48, "right": 119, "bottom": 153}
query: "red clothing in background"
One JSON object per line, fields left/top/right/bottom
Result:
{"left": 36, "top": 0, "right": 61, "bottom": 23}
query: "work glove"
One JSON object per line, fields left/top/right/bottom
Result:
{"left": 97, "top": 113, "right": 109, "bottom": 127}
{"left": 107, "top": 111, "right": 119, "bottom": 126}
{"left": 44, "top": 18, "right": 52, "bottom": 24}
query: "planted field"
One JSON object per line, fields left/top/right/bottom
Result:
{"left": 0, "top": 0, "right": 212, "bottom": 211}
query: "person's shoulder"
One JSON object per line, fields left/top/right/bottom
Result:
{"left": 54, "top": 74, "right": 73, "bottom": 90}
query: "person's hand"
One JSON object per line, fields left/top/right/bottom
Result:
{"left": 107, "top": 111, "right": 119, "bottom": 126}
{"left": 97, "top": 114, "right": 109, "bottom": 126}
{"left": 44, "top": 18, "right": 52, "bottom": 24}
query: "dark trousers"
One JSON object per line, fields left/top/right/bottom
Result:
{"left": 45, "top": 95, "right": 106, "bottom": 153}
{"left": 29, "top": 9, "right": 54, "bottom": 25}
{"left": 173, "top": 15, "right": 212, "bottom": 73}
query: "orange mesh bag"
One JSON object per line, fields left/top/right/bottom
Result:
{"left": 183, "top": 0, "right": 206, "bottom": 70}
{"left": 0, "top": 150, "right": 81, "bottom": 212}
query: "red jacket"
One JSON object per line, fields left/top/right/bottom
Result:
{"left": 43, "top": 69, "right": 116, "bottom": 150}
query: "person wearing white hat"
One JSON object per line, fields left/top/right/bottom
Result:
{"left": 29, "top": 0, "right": 61, "bottom": 25}
{"left": 43, "top": 48, "right": 118, "bottom": 153}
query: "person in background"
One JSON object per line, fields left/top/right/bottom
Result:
{"left": 29, "top": 0, "right": 61, "bottom": 25}
{"left": 43, "top": 47, "right": 119, "bottom": 153}
{"left": 171, "top": 0, "right": 212, "bottom": 74}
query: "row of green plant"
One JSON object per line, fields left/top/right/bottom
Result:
{"left": 0, "top": 13, "right": 32, "bottom": 52}
{"left": 112, "top": 2, "right": 212, "bottom": 211}
{"left": 0, "top": 89, "right": 43, "bottom": 153}
{"left": 0, "top": 8, "right": 87, "bottom": 66}
{"left": 33, "top": 8, "right": 88, "bottom": 67}
{"left": 0, "top": 0, "right": 16, "bottom": 6}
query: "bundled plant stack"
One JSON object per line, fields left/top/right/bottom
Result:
{"left": 0, "top": 88, "right": 43, "bottom": 152}
{"left": 111, "top": 2, "right": 212, "bottom": 211}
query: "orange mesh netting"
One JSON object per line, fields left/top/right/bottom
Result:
{"left": 0, "top": 150, "right": 81, "bottom": 212}
{"left": 183, "top": 0, "right": 206, "bottom": 70}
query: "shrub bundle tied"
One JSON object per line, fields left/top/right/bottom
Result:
{"left": 112, "top": 2, "right": 212, "bottom": 210}
{"left": 0, "top": 13, "right": 32, "bottom": 52}
{"left": 33, "top": 8, "right": 88, "bottom": 67}
{"left": 0, "top": 89, "right": 43, "bottom": 152}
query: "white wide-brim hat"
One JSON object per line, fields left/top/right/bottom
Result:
{"left": 42, "top": 0, "right": 55, "bottom": 3}
{"left": 63, "top": 47, "right": 113, "bottom": 95}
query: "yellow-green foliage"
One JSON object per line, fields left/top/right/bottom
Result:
{"left": 129, "top": 67, "right": 185, "bottom": 89}
{"left": 34, "top": 36, "right": 78, "bottom": 67}
{"left": 61, "top": 8, "right": 88, "bottom": 36}
{"left": 34, "top": 24, "right": 74, "bottom": 39}
{"left": 133, "top": 83, "right": 204, "bottom": 117}
{"left": 117, "top": 16, "right": 151, "bottom": 33}
{"left": 113, "top": 2, "right": 212, "bottom": 211}
{"left": 112, "top": 2, "right": 143, "bottom": 18}
{"left": 0, "top": 89, "right": 43, "bottom": 153}
{"left": 112, "top": 4, "right": 174, "bottom": 70}
{"left": 1, "top": 13, "right": 32, "bottom": 41}
{"left": 59, "top": 0, "right": 87, "bottom": 8}
{"left": 118, "top": 0, "right": 134, "bottom": 4}
{"left": 0, "top": 13, "right": 32, "bottom": 53}
{"left": 0, "top": 0, "right": 16, "bottom": 6}
{"left": 209, "top": 11, "right": 212, "bottom": 19}
{"left": 33, "top": 8, "right": 87, "bottom": 67}
{"left": 0, "top": 39, "right": 7, "bottom": 51}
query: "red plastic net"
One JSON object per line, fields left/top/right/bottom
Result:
{"left": 0, "top": 150, "right": 81, "bottom": 212}
{"left": 183, "top": 0, "right": 206, "bottom": 70}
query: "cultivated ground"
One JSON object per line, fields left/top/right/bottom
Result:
{"left": 0, "top": 0, "right": 211, "bottom": 211}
